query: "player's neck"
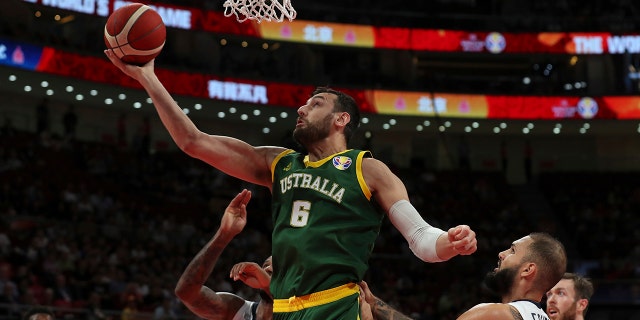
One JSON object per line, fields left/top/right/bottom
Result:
{"left": 305, "top": 140, "right": 347, "bottom": 162}
{"left": 502, "top": 288, "right": 543, "bottom": 304}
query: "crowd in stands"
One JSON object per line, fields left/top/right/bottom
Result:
{"left": 1, "top": 115, "right": 638, "bottom": 319}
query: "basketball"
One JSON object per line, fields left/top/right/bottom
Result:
{"left": 104, "top": 3, "right": 166, "bottom": 66}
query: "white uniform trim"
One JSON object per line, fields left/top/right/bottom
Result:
{"left": 508, "top": 300, "right": 550, "bottom": 320}
{"left": 219, "top": 293, "right": 256, "bottom": 320}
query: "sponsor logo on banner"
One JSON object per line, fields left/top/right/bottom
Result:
{"left": 303, "top": 25, "right": 334, "bottom": 43}
{"left": 207, "top": 80, "right": 268, "bottom": 104}
{"left": 0, "top": 38, "right": 43, "bottom": 70}
{"left": 460, "top": 34, "right": 485, "bottom": 52}
{"left": 485, "top": 32, "right": 506, "bottom": 53}
{"left": 551, "top": 98, "right": 598, "bottom": 119}
{"left": 576, "top": 97, "right": 598, "bottom": 119}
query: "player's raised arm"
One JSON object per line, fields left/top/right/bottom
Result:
{"left": 104, "top": 50, "right": 286, "bottom": 187}
{"left": 175, "top": 190, "right": 253, "bottom": 320}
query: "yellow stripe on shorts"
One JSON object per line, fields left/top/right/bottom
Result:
{"left": 273, "top": 283, "right": 359, "bottom": 313}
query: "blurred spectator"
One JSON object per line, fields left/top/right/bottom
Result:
{"left": 457, "top": 137, "right": 470, "bottom": 171}
{"left": 0, "top": 227, "right": 10, "bottom": 256}
{"left": 500, "top": 140, "right": 508, "bottom": 173}
{"left": 0, "top": 279, "right": 19, "bottom": 318}
{"left": 152, "top": 296, "right": 177, "bottom": 320}
{"left": 62, "top": 104, "right": 78, "bottom": 142}
{"left": 133, "top": 117, "right": 151, "bottom": 156}
{"left": 117, "top": 113, "right": 127, "bottom": 149}
{"left": 0, "top": 263, "right": 18, "bottom": 302}
{"left": 524, "top": 140, "right": 533, "bottom": 182}
{"left": 0, "top": 148, "right": 24, "bottom": 172}
{"left": 121, "top": 294, "right": 140, "bottom": 320}
{"left": 22, "top": 306, "right": 55, "bottom": 320}
{"left": 36, "top": 98, "right": 50, "bottom": 136}
{"left": 1, "top": 117, "right": 17, "bottom": 137}
{"left": 86, "top": 291, "right": 112, "bottom": 320}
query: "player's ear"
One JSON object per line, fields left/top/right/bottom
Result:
{"left": 521, "top": 263, "right": 536, "bottom": 278}
{"left": 336, "top": 112, "right": 350, "bottom": 127}
{"left": 576, "top": 298, "right": 589, "bottom": 313}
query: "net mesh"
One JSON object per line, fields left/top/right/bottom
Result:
{"left": 223, "top": 0, "right": 297, "bottom": 23}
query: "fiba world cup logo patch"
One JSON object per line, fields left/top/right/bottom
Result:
{"left": 485, "top": 32, "right": 506, "bottom": 54}
{"left": 577, "top": 97, "right": 598, "bottom": 119}
{"left": 332, "top": 156, "right": 352, "bottom": 170}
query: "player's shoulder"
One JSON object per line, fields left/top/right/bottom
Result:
{"left": 457, "top": 303, "right": 517, "bottom": 320}
{"left": 261, "top": 146, "right": 293, "bottom": 159}
{"left": 361, "top": 155, "right": 389, "bottom": 170}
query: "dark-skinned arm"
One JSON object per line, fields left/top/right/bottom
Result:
{"left": 174, "top": 190, "right": 252, "bottom": 320}
{"left": 360, "top": 281, "right": 413, "bottom": 320}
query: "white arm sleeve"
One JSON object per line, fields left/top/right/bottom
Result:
{"left": 388, "top": 199, "right": 446, "bottom": 262}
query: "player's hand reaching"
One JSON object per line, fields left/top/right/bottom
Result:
{"left": 104, "top": 49, "right": 154, "bottom": 82}
{"left": 448, "top": 225, "right": 477, "bottom": 256}
{"left": 359, "top": 280, "right": 411, "bottom": 320}
{"left": 358, "top": 281, "right": 375, "bottom": 320}
{"left": 230, "top": 261, "right": 270, "bottom": 291}
{"left": 219, "top": 189, "right": 251, "bottom": 237}
{"left": 358, "top": 281, "right": 376, "bottom": 306}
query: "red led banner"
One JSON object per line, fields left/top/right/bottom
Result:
{"left": 23, "top": 0, "right": 640, "bottom": 54}
{"left": 485, "top": 95, "right": 613, "bottom": 119}
{"left": 33, "top": 48, "right": 376, "bottom": 113}
{"left": 29, "top": 45, "right": 640, "bottom": 120}
{"left": 34, "top": 46, "right": 636, "bottom": 120}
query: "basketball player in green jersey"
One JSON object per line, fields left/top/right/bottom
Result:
{"left": 105, "top": 51, "right": 479, "bottom": 320}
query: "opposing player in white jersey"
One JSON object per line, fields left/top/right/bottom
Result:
{"left": 457, "top": 233, "right": 567, "bottom": 320}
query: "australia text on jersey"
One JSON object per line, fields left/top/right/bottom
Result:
{"left": 279, "top": 173, "right": 346, "bottom": 203}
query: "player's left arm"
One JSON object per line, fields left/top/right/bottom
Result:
{"left": 362, "top": 158, "right": 477, "bottom": 262}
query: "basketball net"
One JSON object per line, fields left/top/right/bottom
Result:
{"left": 223, "top": 0, "right": 297, "bottom": 23}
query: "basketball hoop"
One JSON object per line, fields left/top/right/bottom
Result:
{"left": 223, "top": 0, "right": 297, "bottom": 23}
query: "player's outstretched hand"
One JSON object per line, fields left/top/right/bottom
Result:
{"left": 358, "top": 281, "right": 376, "bottom": 305}
{"left": 230, "top": 261, "right": 270, "bottom": 291}
{"left": 219, "top": 189, "right": 251, "bottom": 237}
{"left": 104, "top": 49, "right": 154, "bottom": 81}
{"left": 448, "top": 225, "right": 477, "bottom": 256}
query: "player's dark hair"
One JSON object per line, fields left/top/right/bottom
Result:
{"left": 525, "top": 233, "right": 567, "bottom": 293}
{"left": 311, "top": 87, "right": 360, "bottom": 142}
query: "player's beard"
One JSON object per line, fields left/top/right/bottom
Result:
{"left": 293, "top": 113, "right": 333, "bottom": 147}
{"left": 554, "top": 305, "right": 577, "bottom": 320}
{"left": 482, "top": 265, "right": 518, "bottom": 300}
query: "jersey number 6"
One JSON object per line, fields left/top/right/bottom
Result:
{"left": 290, "top": 200, "right": 310, "bottom": 227}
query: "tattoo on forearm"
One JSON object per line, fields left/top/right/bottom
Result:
{"left": 372, "top": 298, "right": 412, "bottom": 320}
{"left": 180, "top": 241, "right": 227, "bottom": 288}
{"left": 509, "top": 306, "right": 524, "bottom": 320}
